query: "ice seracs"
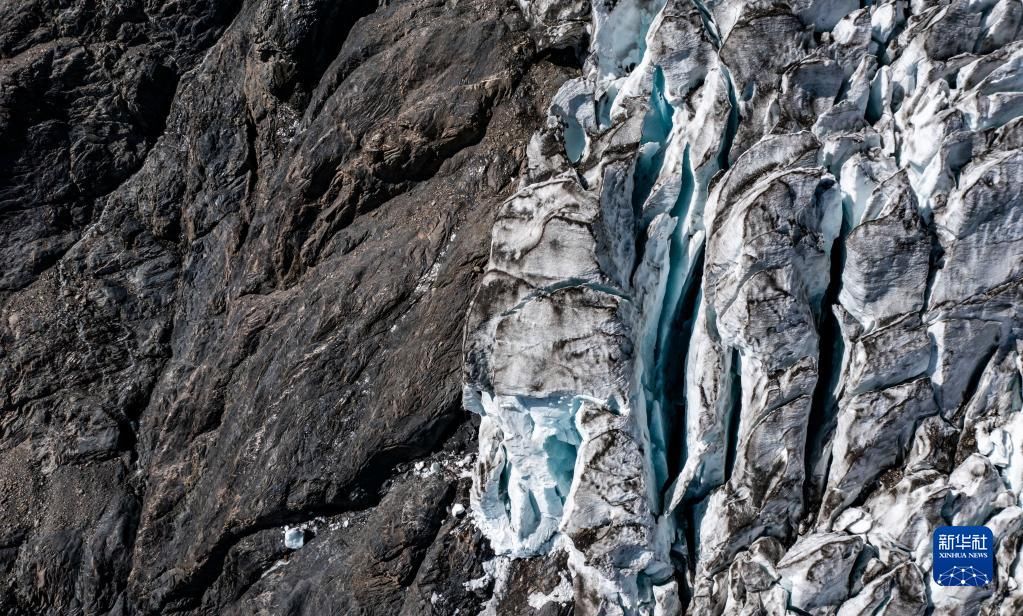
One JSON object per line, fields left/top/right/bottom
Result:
{"left": 465, "top": 0, "right": 1023, "bottom": 613}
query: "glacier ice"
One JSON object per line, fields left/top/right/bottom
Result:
{"left": 465, "top": 0, "right": 1023, "bottom": 613}
{"left": 283, "top": 526, "right": 305, "bottom": 550}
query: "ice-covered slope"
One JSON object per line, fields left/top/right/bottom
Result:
{"left": 464, "top": 0, "right": 1023, "bottom": 613}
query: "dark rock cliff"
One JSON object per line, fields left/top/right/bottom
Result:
{"left": 0, "top": 0, "right": 575, "bottom": 613}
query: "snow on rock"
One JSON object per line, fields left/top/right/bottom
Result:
{"left": 527, "top": 575, "right": 573, "bottom": 610}
{"left": 514, "top": 0, "right": 590, "bottom": 50}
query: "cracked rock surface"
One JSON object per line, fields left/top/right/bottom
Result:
{"left": 4, "top": 0, "right": 1023, "bottom": 614}
{"left": 1, "top": 0, "right": 572, "bottom": 613}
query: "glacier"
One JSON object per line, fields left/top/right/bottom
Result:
{"left": 465, "top": 0, "right": 1023, "bottom": 614}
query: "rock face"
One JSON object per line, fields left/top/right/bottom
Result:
{"left": 0, "top": 0, "right": 574, "bottom": 613}
{"left": 2, "top": 0, "right": 1022, "bottom": 615}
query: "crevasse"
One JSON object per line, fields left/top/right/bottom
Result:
{"left": 464, "top": 0, "right": 712, "bottom": 609}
